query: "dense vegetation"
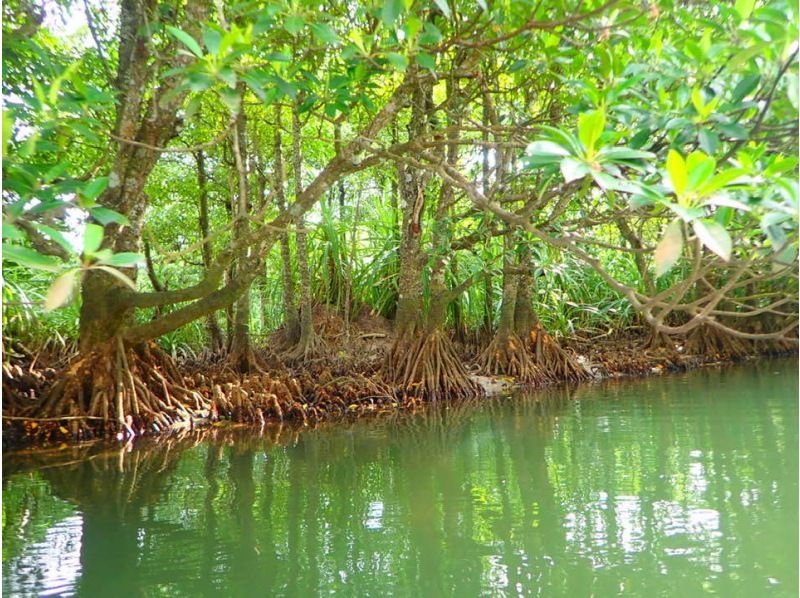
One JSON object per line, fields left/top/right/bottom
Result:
{"left": 2, "top": 0, "right": 798, "bottom": 438}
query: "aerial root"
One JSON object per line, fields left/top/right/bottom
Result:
{"left": 477, "top": 331, "right": 549, "bottom": 385}
{"left": 283, "top": 328, "right": 328, "bottom": 364}
{"left": 384, "top": 329, "right": 482, "bottom": 401}
{"left": 685, "top": 324, "right": 750, "bottom": 361}
{"left": 526, "top": 323, "right": 591, "bottom": 382}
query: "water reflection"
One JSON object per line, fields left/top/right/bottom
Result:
{"left": 3, "top": 361, "right": 798, "bottom": 597}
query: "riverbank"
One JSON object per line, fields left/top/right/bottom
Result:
{"left": 2, "top": 323, "right": 796, "bottom": 448}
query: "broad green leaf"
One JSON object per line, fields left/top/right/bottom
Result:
{"left": 686, "top": 154, "right": 716, "bottom": 192}
{"left": 90, "top": 207, "right": 130, "bottom": 226}
{"left": 419, "top": 23, "right": 443, "bottom": 45}
{"left": 2, "top": 223, "right": 24, "bottom": 241}
{"left": 83, "top": 176, "right": 109, "bottom": 200}
{"left": 654, "top": 219, "right": 684, "bottom": 277}
{"left": 385, "top": 52, "right": 409, "bottom": 72}
{"left": 577, "top": 110, "right": 605, "bottom": 156}
{"left": 382, "top": 0, "right": 404, "bottom": 26}
{"left": 45, "top": 269, "right": 78, "bottom": 311}
{"left": 697, "top": 129, "right": 719, "bottom": 154}
{"left": 83, "top": 223, "right": 104, "bottom": 255}
{"left": 597, "top": 147, "right": 655, "bottom": 161}
{"left": 2, "top": 111, "right": 13, "bottom": 158}
{"left": 416, "top": 52, "right": 436, "bottom": 71}
{"left": 734, "top": 0, "right": 756, "bottom": 20}
{"left": 694, "top": 218, "right": 732, "bottom": 260}
{"left": 107, "top": 252, "right": 144, "bottom": 267}
{"left": 202, "top": 28, "right": 223, "bottom": 55}
{"left": 666, "top": 150, "right": 687, "bottom": 197}
{"left": 731, "top": 74, "right": 760, "bottom": 102}
{"left": 699, "top": 168, "right": 746, "bottom": 195}
{"left": 559, "top": 158, "right": 590, "bottom": 183}
{"left": 166, "top": 26, "right": 204, "bottom": 58}
{"left": 311, "top": 23, "right": 339, "bottom": 44}
{"left": 2, "top": 244, "right": 61, "bottom": 271}
{"left": 284, "top": 15, "right": 305, "bottom": 35}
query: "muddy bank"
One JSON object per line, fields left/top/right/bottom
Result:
{"left": 2, "top": 320, "right": 796, "bottom": 448}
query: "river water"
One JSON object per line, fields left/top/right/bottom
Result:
{"left": 2, "top": 360, "right": 797, "bottom": 596}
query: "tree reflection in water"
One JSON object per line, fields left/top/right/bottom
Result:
{"left": 3, "top": 362, "right": 798, "bottom": 597}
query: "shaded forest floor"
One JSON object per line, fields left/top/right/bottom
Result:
{"left": 3, "top": 305, "right": 796, "bottom": 448}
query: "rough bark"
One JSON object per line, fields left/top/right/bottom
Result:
{"left": 285, "top": 100, "right": 325, "bottom": 361}
{"left": 273, "top": 104, "right": 301, "bottom": 345}
{"left": 195, "top": 149, "right": 225, "bottom": 354}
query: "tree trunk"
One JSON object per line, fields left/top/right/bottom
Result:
{"left": 195, "top": 149, "right": 225, "bottom": 354}
{"left": 285, "top": 100, "right": 324, "bottom": 360}
{"left": 273, "top": 104, "right": 300, "bottom": 345}
{"left": 227, "top": 109, "right": 258, "bottom": 372}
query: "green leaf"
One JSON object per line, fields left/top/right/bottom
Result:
{"left": 432, "top": 0, "right": 452, "bottom": 19}
{"left": 166, "top": 26, "right": 204, "bottom": 58}
{"left": 654, "top": 219, "right": 683, "bottom": 277}
{"left": 382, "top": 0, "right": 404, "bottom": 26}
{"left": 106, "top": 252, "right": 144, "bottom": 267}
{"left": 416, "top": 52, "right": 436, "bottom": 71}
{"left": 735, "top": 0, "right": 756, "bottom": 20}
{"left": 311, "top": 23, "right": 339, "bottom": 44}
{"left": 2, "top": 244, "right": 61, "bottom": 271}
{"left": 83, "top": 223, "right": 104, "bottom": 255}
{"left": 694, "top": 218, "right": 732, "bottom": 261}
{"left": 419, "top": 23, "right": 443, "bottom": 45}
{"left": 385, "top": 52, "right": 409, "bottom": 72}
{"left": 202, "top": 28, "right": 223, "bottom": 55}
{"left": 83, "top": 176, "right": 109, "bottom": 200}
{"left": 44, "top": 269, "right": 78, "bottom": 311}
{"left": 577, "top": 110, "right": 605, "bottom": 156}
{"left": 559, "top": 157, "right": 590, "bottom": 183}
{"left": 2, "top": 223, "right": 24, "bottom": 241}
{"left": 697, "top": 129, "right": 719, "bottom": 154}
{"left": 666, "top": 150, "right": 687, "bottom": 197}
{"left": 686, "top": 153, "right": 716, "bottom": 192}
{"left": 731, "top": 74, "right": 760, "bottom": 103}
{"left": 90, "top": 206, "right": 130, "bottom": 226}
{"left": 284, "top": 15, "right": 305, "bottom": 35}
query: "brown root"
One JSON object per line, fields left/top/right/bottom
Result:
{"left": 8, "top": 340, "right": 211, "bottom": 442}
{"left": 525, "top": 323, "right": 591, "bottom": 382}
{"left": 477, "top": 331, "right": 548, "bottom": 385}
{"left": 685, "top": 324, "right": 751, "bottom": 361}
{"left": 283, "top": 328, "right": 328, "bottom": 363}
{"left": 640, "top": 328, "right": 678, "bottom": 352}
{"left": 383, "top": 329, "right": 481, "bottom": 401}
{"left": 224, "top": 344, "right": 266, "bottom": 375}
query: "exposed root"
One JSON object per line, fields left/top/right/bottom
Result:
{"left": 477, "top": 331, "right": 548, "bottom": 384}
{"left": 4, "top": 340, "right": 210, "bottom": 442}
{"left": 685, "top": 324, "right": 751, "bottom": 361}
{"left": 641, "top": 328, "right": 678, "bottom": 352}
{"left": 224, "top": 344, "right": 266, "bottom": 375}
{"left": 283, "top": 329, "right": 328, "bottom": 363}
{"left": 383, "top": 329, "right": 482, "bottom": 401}
{"left": 525, "top": 323, "right": 591, "bottom": 382}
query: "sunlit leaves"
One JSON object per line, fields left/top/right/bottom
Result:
{"left": 577, "top": 110, "right": 605, "bottom": 158}
{"left": 666, "top": 150, "right": 688, "bottom": 198}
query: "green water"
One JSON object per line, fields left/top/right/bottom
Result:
{"left": 2, "top": 361, "right": 797, "bottom": 597}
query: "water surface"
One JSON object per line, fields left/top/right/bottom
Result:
{"left": 3, "top": 360, "right": 797, "bottom": 596}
